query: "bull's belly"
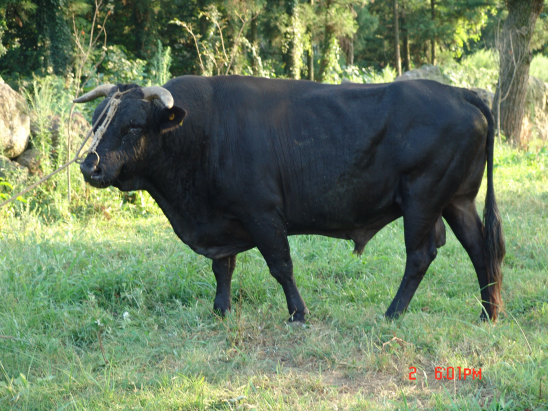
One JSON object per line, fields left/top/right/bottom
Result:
{"left": 285, "top": 199, "right": 402, "bottom": 254}
{"left": 285, "top": 184, "right": 399, "bottom": 229}
{"left": 176, "top": 202, "right": 402, "bottom": 260}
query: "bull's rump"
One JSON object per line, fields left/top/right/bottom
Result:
{"left": 194, "top": 76, "right": 488, "bottom": 231}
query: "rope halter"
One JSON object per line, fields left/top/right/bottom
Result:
{"left": 74, "top": 84, "right": 175, "bottom": 164}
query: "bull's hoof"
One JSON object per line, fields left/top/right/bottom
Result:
{"left": 479, "top": 310, "right": 496, "bottom": 323}
{"left": 287, "top": 311, "right": 307, "bottom": 323}
{"left": 213, "top": 305, "right": 231, "bottom": 319}
{"left": 384, "top": 309, "right": 403, "bottom": 320}
{"left": 287, "top": 320, "right": 308, "bottom": 328}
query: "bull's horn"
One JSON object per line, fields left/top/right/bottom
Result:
{"left": 141, "top": 86, "right": 174, "bottom": 109}
{"left": 73, "top": 84, "right": 116, "bottom": 103}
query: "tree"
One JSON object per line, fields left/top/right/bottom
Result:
{"left": 493, "top": 0, "right": 544, "bottom": 146}
{"left": 36, "top": 0, "right": 72, "bottom": 75}
{"left": 394, "top": 0, "right": 401, "bottom": 75}
{"left": 316, "top": 0, "right": 357, "bottom": 82}
{"left": 306, "top": 0, "right": 314, "bottom": 80}
{"left": 283, "top": 0, "right": 304, "bottom": 78}
{"left": 0, "top": 0, "right": 36, "bottom": 58}
{"left": 430, "top": 0, "right": 435, "bottom": 64}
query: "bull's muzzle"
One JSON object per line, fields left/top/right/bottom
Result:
{"left": 80, "top": 155, "right": 103, "bottom": 182}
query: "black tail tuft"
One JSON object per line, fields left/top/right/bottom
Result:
{"left": 476, "top": 94, "right": 505, "bottom": 321}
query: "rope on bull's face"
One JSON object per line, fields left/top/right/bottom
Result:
{"left": 75, "top": 90, "right": 125, "bottom": 165}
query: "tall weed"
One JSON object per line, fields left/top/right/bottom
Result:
{"left": 150, "top": 40, "right": 172, "bottom": 86}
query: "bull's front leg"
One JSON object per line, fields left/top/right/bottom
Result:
{"left": 243, "top": 215, "right": 309, "bottom": 322}
{"left": 212, "top": 255, "right": 237, "bottom": 316}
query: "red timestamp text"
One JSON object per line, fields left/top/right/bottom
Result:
{"left": 408, "top": 367, "right": 482, "bottom": 380}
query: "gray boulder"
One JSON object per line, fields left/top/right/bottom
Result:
{"left": 394, "top": 65, "right": 452, "bottom": 85}
{"left": 0, "top": 155, "right": 29, "bottom": 182}
{"left": 30, "top": 112, "right": 91, "bottom": 156}
{"left": 15, "top": 148, "right": 42, "bottom": 176}
{"left": 524, "top": 76, "right": 548, "bottom": 142}
{"left": 0, "top": 78, "right": 30, "bottom": 158}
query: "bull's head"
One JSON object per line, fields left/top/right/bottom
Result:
{"left": 75, "top": 84, "right": 186, "bottom": 190}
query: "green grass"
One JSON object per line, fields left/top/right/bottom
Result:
{"left": 1, "top": 144, "right": 547, "bottom": 410}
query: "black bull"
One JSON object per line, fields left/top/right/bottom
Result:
{"left": 78, "top": 76, "right": 505, "bottom": 322}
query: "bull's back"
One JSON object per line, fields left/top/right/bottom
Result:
{"left": 205, "top": 77, "right": 487, "bottom": 230}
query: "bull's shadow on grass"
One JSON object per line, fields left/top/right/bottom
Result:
{"left": 0, "top": 145, "right": 547, "bottom": 410}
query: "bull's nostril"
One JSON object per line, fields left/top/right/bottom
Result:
{"left": 80, "top": 161, "right": 101, "bottom": 179}
{"left": 91, "top": 166, "right": 102, "bottom": 179}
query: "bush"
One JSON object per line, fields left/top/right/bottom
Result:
{"left": 441, "top": 50, "right": 498, "bottom": 92}
{"left": 530, "top": 54, "right": 548, "bottom": 82}
{"left": 340, "top": 64, "right": 396, "bottom": 84}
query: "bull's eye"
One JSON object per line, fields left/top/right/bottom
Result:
{"left": 128, "top": 126, "right": 142, "bottom": 135}
{"left": 169, "top": 113, "right": 175, "bottom": 121}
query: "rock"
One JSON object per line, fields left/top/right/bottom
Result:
{"left": 394, "top": 64, "right": 452, "bottom": 85}
{"left": 0, "top": 80, "right": 30, "bottom": 158}
{"left": 524, "top": 76, "right": 548, "bottom": 142}
{"left": 15, "top": 148, "right": 42, "bottom": 176}
{"left": 30, "top": 111, "right": 91, "bottom": 158}
{"left": 0, "top": 155, "right": 29, "bottom": 182}
{"left": 526, "top": 76, "right": 547, "bottom": 113}
{"left": 50, "top": 112, "right": 91, "bottom": 152}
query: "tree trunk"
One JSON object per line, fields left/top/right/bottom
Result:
{"left": 197, "top": 0, "right": 209, "bottom": 75}
{"left": 284, "top": 0, "right": 299, "bottom": 79}
{"left": 318, "top": 0, "right": 333, "bottom": 82}
{"left": 250, "top": 12, "right": 259, "bottom": 76}
{"left": 307, "top": 0, "right": 314, "bottom": 81}
{"left": 36, "top": 0, "right": 71, "bottom": 75}
{"left": 394, "top": 0, "right": 401, "bottom": 76}
{"left": 493, "top": 0, "right": 544, "bottom": 146}
{"left": 430, "top": 0, "right": 435, "bottom": 65}
{"left": 402, "top": 0, "right": 410, "bottom": 72}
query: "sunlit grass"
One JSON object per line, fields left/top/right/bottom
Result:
{"left": 0, "top": 144, "right": 547, "bottom": 410}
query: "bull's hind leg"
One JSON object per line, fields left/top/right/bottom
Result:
{"left": 385, "top": 210, "right": 441, "bottom": 319}
{"left": 212, "top": 255, "right": 237, "bottom": 316}
{"left": 442, "top": 200, "right": 494, "bottom": 320}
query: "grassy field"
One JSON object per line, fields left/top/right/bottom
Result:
{"left": 0, "top": 144, "right": 547, "bottom": 410}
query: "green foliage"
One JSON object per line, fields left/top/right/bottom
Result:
{"left": 531, "top": 3, "right": 548, "bottom": 53}
{"left": 150, "top": 40, "right": 172, "bottom": 86}
{"left": 530, "top": 54, "right": 548, "bottom": 82}
{"left": 0, "top": 0, "right": 545, "bottom": 96}
{"left": 36, "top": 0, "right": 72, "bottom": 75}
{"left": 442, "top": 49, "right": 499, "bottom": 91}
{"left": 23, "top": 75, "right": 70, "bottom": 154}
{"left": 98, "top": 45, "right": 149, "bottom": 86}
{"left": 341, "top": 64, "right": 397, "bottom": 84}
{"left": 320, "top": 36, "right": 342, "bottom": 84}
{"left": 361, "top": 0, "right": 498, "bottom": 69}
{"left": 0, "top": 0, "right": 36, "bottom": 58}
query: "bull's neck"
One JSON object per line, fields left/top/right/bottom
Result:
{"left": 146, "top": 126, "right": 211, "bottom": 233}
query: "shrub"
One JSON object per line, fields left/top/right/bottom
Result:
{"left": 530, "top": 54, "right": 548, "bottom": 82}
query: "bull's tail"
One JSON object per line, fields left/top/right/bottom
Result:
{"left": 475, "top": 95, "right": 506, "bottom": 321}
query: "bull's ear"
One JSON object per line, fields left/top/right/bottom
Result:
{"left": 158, "top": 106, "right": 187, "bottom": 134}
